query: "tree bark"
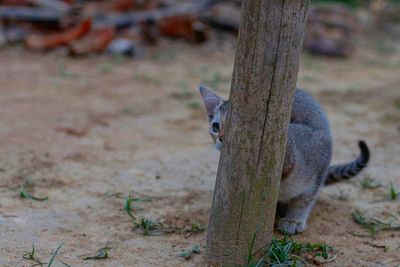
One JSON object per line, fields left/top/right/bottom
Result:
{"left": 206, "top": 0, "right": 309, "bottom": 266}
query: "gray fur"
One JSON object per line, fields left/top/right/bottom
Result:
{"left": 199, "top": 85, "right": 370, "bottom": 234}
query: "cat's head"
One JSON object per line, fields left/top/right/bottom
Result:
{"left": 199, "top": 85, "right": 229, "bottom": 151}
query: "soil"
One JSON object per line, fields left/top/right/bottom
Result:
{"left": 0, "top": 34, "right": 399, "bottom": 266}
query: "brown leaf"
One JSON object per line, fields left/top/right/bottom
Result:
{"left": 25, "top": 18, "right": 92, "bottom": 50}
{"left": 69, "top": 27, "right": 115, "bottom": 56}
{"left": 159, "top": 15, "right": 208, "bottom": 43}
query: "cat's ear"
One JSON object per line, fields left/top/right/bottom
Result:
{"left": 199, "top": 85, "right": 222, "bottom": 121}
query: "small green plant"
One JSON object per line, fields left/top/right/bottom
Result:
{"left": 137, "top": 218, "right": 160, "bottom": 235}
{"left": 352, "top": 210, "right": 400, "bottom": 238}
{"left": 247, "top": 234, "right": 334, "bottom": 267}
{"left": 124, "top": 194, "right": 152, "bottom": 222}
{"left": 124, "top": 195, "right": 205, "bottom": 237}
{"left": 352, "top": 210, "right": 378, "bottom": 237}
{"left": 19, "top": 182, "right": 48, "bottom": 201}
{"left": 20, "top": 190, "right": 48, "bottom": 201}
{"left": 360, "top": 175, "right": 381, "bottom": 189}
{"left": 23, "top": 243, "right": 45, "bottom": 266}
{"left": 186, "top": 223, "right": 206, "bottom": 233}
{"left": 82, "top": 241, "right": 110, "bottom": 261}
{"left": 302, "top": 243, "right": 332, "bottom": 260}
{"left": 178, "top": 244, "right": 201, "bottom": 260}
{"left": 158, "top": 221, "right": 207, "bottom": 237}
{"left": 124, "top": 195, "right": 138, "bottom": 221}
{"left": 389, "top": 183, "right": 399, "bottom": 200}
{"left": 267, "top": 236, "right": 302, "bottom": 266}
{"left": 23, "top": 243, "right": 68, "bottom": 267}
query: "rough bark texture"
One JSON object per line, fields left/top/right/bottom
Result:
{"left": 206, "top": 0, "right": 309, "bottom": 266}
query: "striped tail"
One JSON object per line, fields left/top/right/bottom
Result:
{"left": 325, "top": 140, "right": 370, "bottom": 185}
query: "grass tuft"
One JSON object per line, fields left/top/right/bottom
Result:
{"left": 247, "top": 235, "right": 334, "bottom": 267}
{"left": 124, "top": 195, "right": 138, "bottom": 221}
{"left": 352, "top": 209, "right": 400, "bottom": 238}
{"left": 19, "top": 181, "right": 48, "bottom": 201}
{"left": 360, "top": 175, "right": 381, "bottom": 189}
{"left": 23, "top": 243, "right": 45, "bottom": 266}
{"left": 388, "top": 183, "right": 399, "bottom": 200}
{"left": 135, "top": 218, "right": 162, "bottom": 236}
{"left": 124, "top": 194, "right": 152, "bottom": 222}
{"left": 23, "top": 243, "right": 69, "bottom": 267}
{"left": 185, "top": 223, "right": 206, "bottom": 234}
{"left": 123, "top": 194, "right": 204, "bottom": 237}
{"left": 82, "top": 241, "right": 110, "bottom": 261}
{"left": 178, "top": 244, "right": 201, "bottom": 260}
{"left": 267, "top": 236, "right": 302, "bottom": 266}
{"left": 301, "top": 243, "right": 332, "bottom": 260}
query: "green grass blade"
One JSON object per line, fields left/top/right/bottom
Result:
{"left": 20, "top": 188, "right": 48, "bottom": 201}
{"left": 82, "top": 241, "right": 110, "bottom": 261}
{"left": 247, "top": 231, "right": 257, "bottom": 265}
{"left": 47, "top": 243, "right": 64, "bottom": 267}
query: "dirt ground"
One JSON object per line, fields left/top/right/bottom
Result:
{"left": 0, "top": 32, "right": 399, "bottom": 266}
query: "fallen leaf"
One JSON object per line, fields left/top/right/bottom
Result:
{"left": 69, "top": 27, "right": 115, "bottom": 55}
{"left": 26, "top": 18, "right": 92, "bottom": 50}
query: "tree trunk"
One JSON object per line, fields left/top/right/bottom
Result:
{"left": 206, "top": 0, "right": 309, "bottom": 266}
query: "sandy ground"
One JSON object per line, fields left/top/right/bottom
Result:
{"left": 0, "top": 33, "right": 399, "bottom": 266}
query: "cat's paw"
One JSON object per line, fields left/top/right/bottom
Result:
{"left": 278, "top": 218, "right": 306, "bottom": 235}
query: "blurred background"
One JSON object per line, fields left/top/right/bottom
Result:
{"left": 0, "top": 0, "right": 399, "bottom": 266}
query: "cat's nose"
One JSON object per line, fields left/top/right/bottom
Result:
{"left": 218, "top": 129, "right": 224, "bottom": 142}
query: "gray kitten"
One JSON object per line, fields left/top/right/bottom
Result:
{"left": 199, "top": 85, "right": 369, "bottom": 234}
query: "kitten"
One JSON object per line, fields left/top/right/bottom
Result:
{"left": 199, "top": 85, "right": 369, "bottom": 234}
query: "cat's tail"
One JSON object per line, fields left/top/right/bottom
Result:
{"left": 325, "top": 140, "right": 370, "bottom": 185}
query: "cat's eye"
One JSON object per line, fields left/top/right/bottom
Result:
{"left": 212, "top": 122, "right": 220, "bottom": 133}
